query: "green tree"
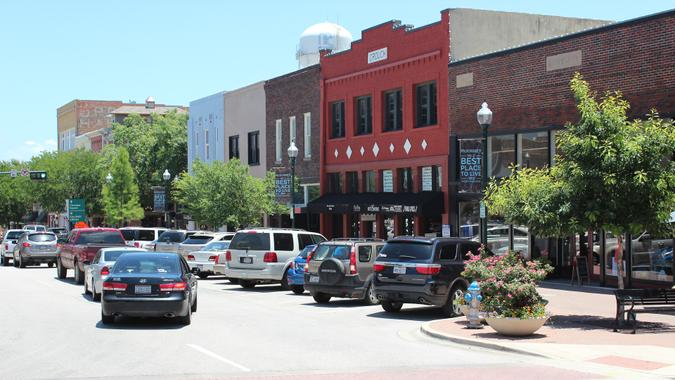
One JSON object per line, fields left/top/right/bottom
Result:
{"left": 0, "top": 160, "right": 33, "bottom": 226}
{"left": 173, "top": 159, "right": 286, "bottom": 229}
{"left": 101, "top": 147, "right": 144, "bottom": 226}
{"left": 485, "top": 73, "right": 675, "bottom": 288}
{"left": 111, "top": 111, "right": 188, "bottom": 208}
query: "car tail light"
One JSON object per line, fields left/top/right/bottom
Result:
{"left": 415, "top": 264, "right": 441, "bottom": 275}
{"left": 373, "top": 263, "right": 386, "bottom": 272}
{"left": 208, "top": 255, "right": 217, "bottom": 262}
{"left": 56, "top": 243, "right": 62, "bottom": 248}
{"left": 22, "top": 242, "right": 30, "bottom": 248}
{"left": 226, "top": 250, "right": 232, "bottom": 262}
{"left": 159, "top": 282, "right": 187, "bottom": 291}
{"left": 263, "top": 252, "right": 277, "bottom": 263}
{"left": 215, "top": 255, "right": 220, "bottom": 265}
{"left": 305, "top": 251, "right": 313, "bottom": 271}
{"left": 5, "top": 244, "right": 9, "bottom": 250}
{"left": 100, "top": 266, "right": 110, "bottom": 276}
{"left": 187, "top": 255, "right": 195, "bottom": 261}
{"left": 102, "top": 282, "right": 127, "bottom": 291}
{"left": 133, "top": 242, "right": 141, "bottom": 248}
{"left": 349, "top": 248, "right": 357, "bottom": 274}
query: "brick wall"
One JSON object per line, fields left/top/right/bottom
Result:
{"left": 448, "top": 10, "right": 675, "bottom": 136}
{"left": 76, "top": 100, "right": 123, "bottom": 135}
{"left": 265, "top": 65, "right": 321, "bottom": 184}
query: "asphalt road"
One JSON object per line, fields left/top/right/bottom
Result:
{"left": 0, "top": 264, "right": 608, "bottom": 380}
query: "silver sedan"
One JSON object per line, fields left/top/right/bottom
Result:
{"left": 84, "top": 247, "right": 146, "bottom": 301}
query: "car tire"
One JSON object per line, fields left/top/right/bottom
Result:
{"left": 363, "top": 283, "right": 380, "bottom": 305}
{"left": 281, "top": 269, "right": 291, "bottom": 290}
{"left": 56, "top": 257, "right": 67, "bottom": 279}
{"left": 92, "top": 284, "right": 101, "bottom": 302}
{"left": 101, "top": 312, "right": 114, "bottom": 325}
{"left": 291, "top": 285, "right": 304, "bottom": 294}
{"left": 1, "top": 257, "right": 8, "bottom": 267}
{"left": 180, "top": 306, "right": 192, "bottom": 325}
{"left": 198, "top": 273, "right": 209, "bottom": 280}
{"left": 74, "top": 261, "right": 84, "bottom": 285}
{"left": 47, "top": 262, "right": 54, "bottom": 268}
{"left": 84, "top": 278, "right": 90, "bottom": 295}
{"left": 191, "top": 295, "right": 198, "bottom": 313}
{"left": 442, "top": 284, "right": 467, "bottom": 318}
{"left": 13, "top": 256, "right": 19, "bottom": 268}
{"left": 312, "top": 293, "right": 331, "bottom": 304}
{"left": 18, "top": 254, "right": 26, "bottom": 268}
{"left": 228, "top": 278, "right": 240, "bottom": 285}
{"left": 381, "top": 300, "right": 403, "bottom": 313}
{"left": 239, "top": 280, "right": 256, "bottom": 289}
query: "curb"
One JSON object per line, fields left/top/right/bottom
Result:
{"left": 420, "top": 320, "right": 550, "bottom": 359}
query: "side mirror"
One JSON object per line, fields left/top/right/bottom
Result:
{"left": 83, "top": 260, "right": 91, "bottom": 266}
{"left": 190, "top": 267, "right": 200, "bottom": 275}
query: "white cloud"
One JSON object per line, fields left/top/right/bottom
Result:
{"left": 25, "top": 140, "right": 37, "bottom": 146}
{"left": 0, "top": 139, "right": 57, "bottom": 162}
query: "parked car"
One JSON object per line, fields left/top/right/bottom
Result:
{"left": 153, "top": 230, "right": 197, "bottom": 253}
{"left": 13, "top": 231, "right": 59, "bottom": 268}
{"left": 84, "top": 247, "right": 146, "bottom": 301}
{"left": 1, "top": 229, "right": 24, "bottom": 266}
{"left": 57, "top": 228, "right": 127, "bottom": 284}
{"left": 187, "top": 240, "right": 230, "bottom": 279}
{"left": 23, "top": 224, "right": 46, "bottom": 232}
{"left": 286, "top": 244, "right": 316, "bottom": 294}
{"left": 177, "top": 232, "right": 234, "bottom": 259}
{"left": 372, "top": 236, "right": 482, "bottom": 317}
{"left": 225, "top": 228, "right": 326, "bottom": 289}
{"left": 100, "top": 252, "right": 199, "bottom": 325}
{"left": 119, "top": 227, "right": 168, "bottom": 249}
{"left": 304, "top": 239, "right": 386, "bottom": 304}
{"left": 48, "top": 227, "right": 69, "bottom": 241}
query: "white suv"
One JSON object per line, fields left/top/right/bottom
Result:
{"left": 119, "top": 227, "right": 168, "bottom": 249}
{"left": 224, "top": 228, "right": 326, "bottom": 289}
{"left": 1, "top": 229, "right": 25, "bottom": 266}
{"left": 177, "top": 232, "right": 233, "bottom": 259}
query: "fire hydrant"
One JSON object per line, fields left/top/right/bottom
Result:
{"left": 464, "top": 281, "right": 483, "bottom": 329}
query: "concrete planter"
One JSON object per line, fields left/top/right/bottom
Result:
{"left": 485, "top": 316, "right": 548, "bottom": 336}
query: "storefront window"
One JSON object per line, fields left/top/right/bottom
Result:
{"left": 487, "top": 222, "right": 511, "bottom": 256}
{"left": 327, "top": 173, "right": 343, "bottom": 194}
{"left": 398, "top": 167, "right": 413, "bottom": 193}
{"left": 519, "top": 131, "right": 549, "bottom": 168}
{"left": 458, "top": 201, "right": 479, "bottom": 238}
{"left": 631, "top": 231, "right": 673, "bottom": 283}
{"left": 400, "top": 215, "right": 415, "bottom": 236}
{"left": 346, "top": 171, "right": 359, "bottom": 194}
{"left": 421, "top": 166, "right": 440, "bottom": 192}
{"left": 488, "top": 135, "right": 515, "bottom": 178}
{"left": 364, "top": 171, "right": 376, "bottom": 192}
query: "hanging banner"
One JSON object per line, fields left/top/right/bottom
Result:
{"left": 458, "top": 138, "right": 483, "bottom": 194}
{"left": 153, "top": 188, "right": 166, "bottom": 213}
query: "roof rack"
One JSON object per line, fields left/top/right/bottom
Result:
{"left": 330, "top": 238, "right": 386, "bottom": 242}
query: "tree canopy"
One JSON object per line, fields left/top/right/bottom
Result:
{"left": 101, "top": 147, "right": 145, "bottom": 226}
{"left": 0, "top": 161, "right": 33, "bottom": 226}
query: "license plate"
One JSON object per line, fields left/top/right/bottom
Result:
{"left": 393, "top": 266, "right": 407, "bottom": 274}
{"left": 309, "top": 275, "right": 319, "bottom": 283}
{"left": 196, "top": 264, "right": 203, "bottom": 269}
{"left": 135, "top": 285, "right": 151, "bottom": 294}
{"left": 240, "top": 257, "right": 253, "bottom": 264}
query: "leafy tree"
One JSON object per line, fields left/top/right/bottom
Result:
{"left": 173, "top": 159, "right": 286, "bottom": 229}
{"left": 111, "top": 111, "right": 188, "bottom": 208}
{"left": 0, "top": 160, "right": 33, "bottom": 226}
{"left": 485, "top": 73, "right": 675, "bottom": 288}
{"left": 101, "top": 147, "right": 144, "bottom": 226}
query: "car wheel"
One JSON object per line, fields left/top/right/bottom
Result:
{"left": 239, "top": 280, "right": 256, "bottom": 289}
{"left": 92, "top": 284, "right": 101, "bottom": 302}
{"left": 442, "top": 284, "right": 467, "bottom": 318}
{"left": 291, "top": 285, "right": 304, "bottom": 294}
{"left": 363, "top": 283, "right": 380, "bottom": 305}
{"left": 101, "top": 312, "right": 114, "bottom": 325}
{"left": 84, "top": 278, "right": 90, "bottom": 295}
{"left": 18, "top": 254, "right": 26, "bottom": 268}
{"left": 198, "top": 273, "right": 209, "bottom": 280}
{"left": 228, "top": 278, "right": 240, "bottom": 285}
{"left": 280, "top": 269, "right": 291, "bottom": 290}
{"left": 1, "top": 257, "right": 8, "bottom": 267}
{"left": 180, "top": 306, "right": 192, "bottom": 325}
{"left": 47, "top": 262, "right": 54, "bottom": 268}
{"left": 381, "top": 300, "right": 403, "bottom": 313}
{"left": 13, "top": 255, "right": 19, "bottom": 268}
{"left": 312, "top": 293, "right": 331, "bottom": 304}
{"left": 56, "top": 257, "right": 67, "bottom": 279}
{"left": 191, "top": 295, "right": 198, "bottom": 313}
{"left": 74, "top": 261, "right": 84, "bottom": 284}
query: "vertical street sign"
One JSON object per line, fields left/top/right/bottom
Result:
{"left": 67, "top": 199, "right": 86, "bottom": 223}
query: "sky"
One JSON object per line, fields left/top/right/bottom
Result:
{"left": 0, "top": 0, "right": 672, "bottom": 162}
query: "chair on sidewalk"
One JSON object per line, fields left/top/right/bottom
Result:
{"left": 614, "top": 288, "right": 675, "bottom": 334}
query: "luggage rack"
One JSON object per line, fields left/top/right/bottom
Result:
{"left": 330, "top": 238, "right": 386, "bottom": 242}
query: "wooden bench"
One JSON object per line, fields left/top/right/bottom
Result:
{"left": 614, "top": 288, "right": 675, "bottom": 333}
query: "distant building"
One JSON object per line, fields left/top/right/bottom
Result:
{"left": 187, "top": 92, "right": 226, "bottom": 173}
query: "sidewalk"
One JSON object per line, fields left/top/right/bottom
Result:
{"left": 421, "top": 282, "right": 675, "bottom": 378}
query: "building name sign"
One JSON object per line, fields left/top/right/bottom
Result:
{"left": 367, "top": 47, "right": 388, "bottom": 64}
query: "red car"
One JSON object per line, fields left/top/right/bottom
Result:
{"left": 56, "top": 228, "right": 127, "bottom": 284}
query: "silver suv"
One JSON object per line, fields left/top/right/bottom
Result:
{"left": 225, "top": 228, "right": 326, "bottom": 289}
{"left": 304, "top": 238, "right": 385, "bottom": 304}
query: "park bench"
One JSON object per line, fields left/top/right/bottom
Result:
{"left": 614, "top": 288, "right": 675, "bottom": 334}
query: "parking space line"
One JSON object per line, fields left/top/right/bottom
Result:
{"left": 186, "top": 344, "right": 251, "bottom": 372}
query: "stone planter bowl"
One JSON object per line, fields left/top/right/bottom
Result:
{"left": 485, "top": 316, "right": 548, "bottom": 336}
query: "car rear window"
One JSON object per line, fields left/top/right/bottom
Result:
{"left": 77, "top": 231, "right": 125, "bottom": 245}
{"left": 377, "top": 241, "right": 434, "bottom": 262}
{"left": 203, "top": 241, "right": 230, "bottom": 251}
{"left": 229, "top": 233, "right": 270, "bottom": 251}
{"left": 103, "top": 250, "right": 136, "bottom": 262}
{"left": 49, "top": 228, "right": 66, "bottom": 234}
{"left": 313, "top": 244, "right": 351, "bottom": 261}
{"left": 299, "top": 245, "right": 316, "bottom": 259}
{"left": 158, "top": 231, "right": 186, "bottom": 243}
{"left": 120, "top": 230, "right": 136, "bottom": 240}
{"left": 137, "top": 230, "right": 156, "bottom": 241}
{"left": 28, "top": 233, "right": 56, "bottom": 242}
{"left": 5, "top": 231, "right": 23, "bottom": 240}
{"left": 182, "top": 235, "right": 213, "bottom": 244}
{"left": 112, "top": 254, "right": 180, "bottom": 274}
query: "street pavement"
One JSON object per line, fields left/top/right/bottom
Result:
{"left": 0, "top": 265, "right": 661, "bottom": 380}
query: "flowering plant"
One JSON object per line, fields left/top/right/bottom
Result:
{"left": 462, "top": 249, "right": 553, "bottom": 319}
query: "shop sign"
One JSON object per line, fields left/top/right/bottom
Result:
{"left": 352, "top": 205, "right": 361, "bottom": 212}
{"left": 442, "top": 224, "right": 451, "bottom": 237}
{"left": 382, "top": 170, "right": 393, "bottom": 192}
{"left": 459, "top": 139, "right": 482, "bottom": 193}
{"left": 361, "top": 214, "right": 376, "bottom": 222}
{"left": 422, "top": 166, "right": 433, "bottom": 191}
{"left": 367, "top": 47, "right": 388, "bottom": 64}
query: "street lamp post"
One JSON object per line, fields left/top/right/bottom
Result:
{"left": 287, "top": 141, "right": 299, "bottom": 228}
{"left": 476, "top": 102, "right": 493, "bottom": 246}
{"left": 163, "top": 169, "right": 171, "bottom": 228}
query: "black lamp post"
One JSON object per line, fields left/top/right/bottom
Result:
{"left": 287, "top": 141, "right": 299, "bottom": 228}
{"left": 162, "top": 169, "right": 171, "bottom": 228}
{"left": 476, "top": 102, "right": 493, "bottom": 246}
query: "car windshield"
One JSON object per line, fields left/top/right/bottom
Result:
{"left": 120, "top": 230, "right": 136, "bottom": 240}
{"left": 203, "top": 241, "right": 230, "bottom": 251}
{"left": 229, "top": 233, "right": 270, "bottom": 251}
{"left": 312, "top": 244, "right": 351, "bottom": 261}
{"left": 5, "top": 231, "right": 23, "bottom": 240}
{"left": 298, "top": 245, "right": 316, "bottom": 259}
{"left": 182, "top": 235, "right": 213, "bottom": 244}
{"left": 158, "top": 231, "right": 186, "bottom": 243}
{"left": 49, "top": 228, "right": 66, "bottom": 234}
{"left": 137, "top": 230, "right": 156, "bottom": 241}
{"left": 103, "top": 250, "right": 140, "bottom": 262}
{"left": 377, "top": 241, "right": 434, "bottom": 262}
{"left": 112, "top": 254, "right": 180, "bottom": 274}
{"left": 28, "top": 233, "right": 56, "bottom": 242}
{"left": 78, "top": 231, "right": 125, "bottom": 245}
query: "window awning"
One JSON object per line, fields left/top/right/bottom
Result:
{"left": 307, "top": 191, "right": 444, "bottom": 215}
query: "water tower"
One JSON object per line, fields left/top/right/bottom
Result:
{"left": 297, "top": 22, "right": 353, "bottom": 68}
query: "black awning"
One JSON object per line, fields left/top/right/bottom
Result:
{"left": 307, "top": 192, "right": 444, "bottom": 215}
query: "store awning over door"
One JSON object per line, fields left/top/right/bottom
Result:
{"left": 307, "top": 192, "right": 443, "bottom": 215}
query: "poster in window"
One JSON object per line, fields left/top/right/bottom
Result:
{"left": 459, "top": 139, "right": 482, "bottom": 193}
{"left": 382, "top": 170, "right": 393, "bottom": 192}
{"left": 422, "top": 166, "right": 433, "bottom": 191}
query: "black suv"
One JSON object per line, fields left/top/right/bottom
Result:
{"left": 304, "top": 238, "right": 386, "bottom": 304}
{"left": 372, "top": 236, "right": 481, "bottom": 316}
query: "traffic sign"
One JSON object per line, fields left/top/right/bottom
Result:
{"left": 67, "top": 199, "right": 86, "bottom": 223}
{"left": 9, "top": 169, "right": 17, "bottom": 178}
{"left": 21, "top": 168, "right": 29, "bottom": 177}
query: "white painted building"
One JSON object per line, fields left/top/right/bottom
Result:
{"left": 188, "top": 91, "right": 226, "bottom": 173}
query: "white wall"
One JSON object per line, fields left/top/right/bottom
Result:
{"left": 188, "top": 91, "right": 226, "bottom": 173}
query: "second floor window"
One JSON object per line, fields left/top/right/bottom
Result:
{"left": 398, "top": 167, "right": 413, "bottom": 193}
{"left": 346, "top": 171, "right": 359, "bottom": 193}
{"left": 364, "top": 171, "right": 377, "bottom": 192}
{"left": 331, "top": 101, "right": 345, "bottom": 138}
{"left": 327, "top": 173, "right": 343, "bottom": 193}
{"left": 415, "top": 81, "right": 437, "bottom": 127}
{"left": 383, "top": 89, "right": 402, "bottom": 131}
{"left": 229, "top": 135, "right": 239, "bottom": 159}
{"left": 355, "top": 96, "right": 372, "bottom": 135}
{"left": 248, "top": 131, "right": 259, "bottom": 165}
